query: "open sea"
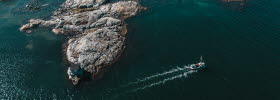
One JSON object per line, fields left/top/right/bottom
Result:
{"left": 0, "top": 0, "right": 279, "bottom": 99}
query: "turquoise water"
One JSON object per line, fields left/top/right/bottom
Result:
{"left": 0, "top": 0, "right": 279, "bottom": 99}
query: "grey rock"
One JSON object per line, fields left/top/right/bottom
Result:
{"left": 63, "top": 0, "right": 107, "bottom": 8}
{"left": 20, "top": 0, "right": 144, "bottom": 85}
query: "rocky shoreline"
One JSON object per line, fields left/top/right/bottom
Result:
{"left": 20, "top": 0, "right": 145, "bottom": 85}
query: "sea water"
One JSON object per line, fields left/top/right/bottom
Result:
{"left": 0, "top": 0, "right": 279, "bottom": 99}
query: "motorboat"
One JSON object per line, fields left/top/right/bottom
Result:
{"left": 189, "top": 56, "right": 206, "bottom": 70}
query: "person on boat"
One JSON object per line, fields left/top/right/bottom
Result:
{"left": 195, "top": 64, "right": 200, "bottom": 67}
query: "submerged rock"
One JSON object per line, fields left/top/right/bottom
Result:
{"left": 222, "top": 0, "right": 247, "bottom": 2}
{"left": 221, "top": 0, "right": 248, "bottom": 10}
{"left": 20, "top": 0, "right": 144, "bottom": 85}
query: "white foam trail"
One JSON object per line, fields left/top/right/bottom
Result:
{"left": 128, "top": 70, "right": 196, "bottom": 93}
{"left": 107, "top": 65, "right": 197, "bottom": 99}
{"left": 124, "top": 65, "right": 191, "bottom": 87}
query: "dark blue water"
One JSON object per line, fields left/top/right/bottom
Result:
{"left": 0, "top": 0, "right": 279, "bottom": 99}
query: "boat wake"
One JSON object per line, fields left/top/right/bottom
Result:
{"left": 122, "top": 65, "right": 195, "bottom": 88}
{"left": 127, "top": 69, "right": 196, "bottom": 93}
{"left": 105, "top": 65, "right": 197, "bottom": 98}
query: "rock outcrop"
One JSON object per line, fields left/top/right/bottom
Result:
{"left": 20, "top": 0, "right": 144, "bottom": 85}
{"left": 63, "top": 0, "right": 107, "bottom": 8}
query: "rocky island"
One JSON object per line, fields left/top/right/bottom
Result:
{"left": 20, "top": 0, "right": 144, "bottom": 85}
